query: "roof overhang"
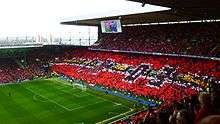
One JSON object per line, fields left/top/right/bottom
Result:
{"left": 127, "top": 0, "right": 220, "bottom": 9}
{"left": 61, "top": 9, "right": 220, "bottom": 26}
{"left": 61, "top": 0, "right": 220, "bottom": 26}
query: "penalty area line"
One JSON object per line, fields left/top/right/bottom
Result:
{"left": 96, "top": 108, "right": 134, "bottom": 124}
{"left": 70, "top": 101, "right": 105, "bottom": 111}
{"left": 24, "top": 86, "right": 107, "bottom": 112}
{"left": 24, "top": 87, "right": 72, "bottom": 111}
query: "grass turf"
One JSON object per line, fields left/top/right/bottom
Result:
{"left": 0, "top": 78, "right": 143, "bottom": 124}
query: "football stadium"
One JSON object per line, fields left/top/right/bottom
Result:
{"left": 0, "top": 0, "right": 220, "bottom": 124}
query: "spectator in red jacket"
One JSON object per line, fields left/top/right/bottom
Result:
{"left": 194, "top": 92, "right": 214, "bottom": 124}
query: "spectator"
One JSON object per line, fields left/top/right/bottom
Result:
{"left": 176, "top": 109, "right": 191, "bottom": 124}
{"left": 194, "top": 92, "right": 214, "bottom": 124}
{"left": 200, "top": 115, "right": 220, "bottom": 124}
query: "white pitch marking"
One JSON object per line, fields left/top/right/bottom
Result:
{"left": 96, "top": 108, "right": 134, "bottom": 124}
{"left": 24, "top": 87, "right": 72, "bottom": 111}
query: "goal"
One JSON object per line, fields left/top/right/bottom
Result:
{"left": 70, "top": 80, "right": 87, "bottom": 91}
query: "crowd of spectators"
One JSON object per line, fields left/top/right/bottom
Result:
{"left": 0, "top": 46, "right": 73, "bottom": 84}
{"left": 0, "top": 46, "right": 219, "bottom": 123}
{"left": 116, "top": 84, "right": 220, "bottom": 124}
{"left": 51, "top": 49, "right": 219, "bottom": 124}
{"left": 91, "top": 22, "right": 220, "bottom": 57}
{"left": 0, "top": 46, "right": 74, "bottom": 84}
{"left": 0, "top": 57, "right": 51, "bottom": 84}
{"left": 59, "top": 49, "right": 220, "bottom": 77}
{"left": 52, "top": 49, "right": 219, "bottom": 106}
{"left": 0, "top": 59, "right": 33, "bottom": 83}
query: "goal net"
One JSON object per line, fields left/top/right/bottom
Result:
{"left": 70, "top": 80, "right": 87, "bottom": 91}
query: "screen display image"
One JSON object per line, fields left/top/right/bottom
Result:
{"left": 101, "top": 20, "right": 122, "bottom": 33}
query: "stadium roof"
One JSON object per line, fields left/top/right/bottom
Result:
{"left": 128, "top": 0, "right": 220, "bottom": 9}
{"left": 61, "top": 0, "right": 220, "bottom": 26}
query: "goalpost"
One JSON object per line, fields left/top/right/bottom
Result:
{"left": 59, "top": 76, "right": 87, "bottom": 91}
{"left": 70, "top": 80, "right": 87, "bottom": 91}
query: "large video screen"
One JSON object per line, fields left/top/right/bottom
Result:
{"left": 101, "top": 20, "right": 122, "bottom": 33}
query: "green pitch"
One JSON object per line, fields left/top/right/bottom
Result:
{"left": 0, "top": 78, "right": 143, "bottom": 124}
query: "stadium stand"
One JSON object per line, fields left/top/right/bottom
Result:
{"left": 49, "top": 48, "right": 219, "bottom": 124}
{"left": 0, "top": 0, "right": 219, "bottom": 122}
{"left": 91, "top": 22, "right": 220, "bottom": 57}
{"left": 0, "top": 59, "right": 33, "bottom": 83}
{"left": 51, "top": 49, "right": 219, "bottom": 106}
{"left": 0, "top": 46, "right": 219, "bottom": 123}
{"left": 0, "top": 47, "right": 55, "bottom": 84}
